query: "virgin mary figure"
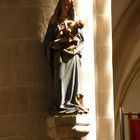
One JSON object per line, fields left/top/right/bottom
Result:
{"left": 44, "top": 0, "right": 88, "bottom": 114}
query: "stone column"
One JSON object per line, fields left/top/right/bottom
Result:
{"left": 94, "top": 0, "right": 115, "bottom": 140}
{"left": 47, "top": 114, "right": 91, "bottom": 140}
{"left": 0, "top": 0, "right": 53, "bottom": 140}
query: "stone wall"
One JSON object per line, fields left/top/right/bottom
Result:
{"left": 0, "top": 0, "right": 56, "bottom": 139}
{"left": 0, "top": 0, "right": 115, "bottom": 140}
{"left": 94, "top": 0, "right": 114, "bottom": 140}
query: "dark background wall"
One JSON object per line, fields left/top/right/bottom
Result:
{"left": 0, "top": 0, "right": 54, "bottom": 139}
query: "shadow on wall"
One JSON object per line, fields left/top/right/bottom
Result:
{"left": 0, "top": 1, "right": 54, "bottom": 140}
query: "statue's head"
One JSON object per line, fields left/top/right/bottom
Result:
{"left": 49, "top": 0, "right": 75, "bottom": 24}
{"left": 58, "top": 0, "right": 74, "bottom": 18}
{"left": 60, "top": 0, "right": 74, "bottom": 10}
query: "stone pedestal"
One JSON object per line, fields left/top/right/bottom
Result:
{"left": 46, "top": 114, "right": 91, "bottom": 140}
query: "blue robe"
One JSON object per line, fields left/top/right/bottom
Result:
{"left": 44, "top": 21, "right": 86, "bottom": 114}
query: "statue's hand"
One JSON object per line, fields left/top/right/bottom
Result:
{"left": 68, "top": 38, "right": 77, "bottom": 45}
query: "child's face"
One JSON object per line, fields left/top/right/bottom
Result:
{"left": 75, "top": 21, "right": 84, "bottom": 29}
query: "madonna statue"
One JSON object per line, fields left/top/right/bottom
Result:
{"left": 44, "top": 0, "right": 88, "bottom": 114}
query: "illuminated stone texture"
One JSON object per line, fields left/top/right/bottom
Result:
{"left": 47, "top": 114, "right": 91, "bottom": 140}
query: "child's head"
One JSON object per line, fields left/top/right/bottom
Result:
{"left": 74, "top": 20, "right": 85, "bottom": 29}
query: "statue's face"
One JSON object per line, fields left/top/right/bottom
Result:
{"left": 61, "top": 0, "right": 72, "bottom": 13}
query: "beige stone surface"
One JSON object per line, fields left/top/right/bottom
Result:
{"left": 112, "top": 0, "right": 132, "bottom": 31}
{"left": 0, "top": 7, "right": 52, "bottom": 40}
{"left": 95, "top": 16, "right": 111, "bottom": 46}
{"left": 0, "top": 64, "right": 10, "bottom": 87}
{"left": 94, "top": 0, "right": 114, "bottom": 139}
{"left": 0, "top": 113, "right": 46, "bottom": 137}
{"left": 95, "top": 46, "right": 113, "bottom": 91}
{"left": 47, "top": 114, "right": 91, "bottom": 128}
{"left": 0, "top": 1, "right": 54, "bottom": 140}
{"left": 0, "top": 87, "right": 28, "bottom": 115}
{"left": 96, "top": 0, "right": 111, "bottom": 15}
{"left": 0, "top": 0, "right": 49, "bottom": 7}
{"left": 0, "top": 45, "right": 11, "bottom": 64}
{"left": 96, "top": 91, "right": 114, "bottom": 117}
{"left": 29, "top": 86, "right": 52, "bottom": 113}
{"left": 9, "top": 63, "right": 48, "bottom": 86}
{"left": 0, "top": 135, "right": 47, "bottom": 140}
{"left": 47, "top": 115, "right": 91, "bottom": 140}
{"left": 0, "top": 8, "right": 38, "bottom": 40}
{"left": 97, "top": 117, "right": 114, "bottom": 140}
{"left": 10, "top": 39, "right": 44, "bottom": 64}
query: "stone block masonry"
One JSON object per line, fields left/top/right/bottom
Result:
{"left": 0, "top": 0, "right": 56, "bottom": 139}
